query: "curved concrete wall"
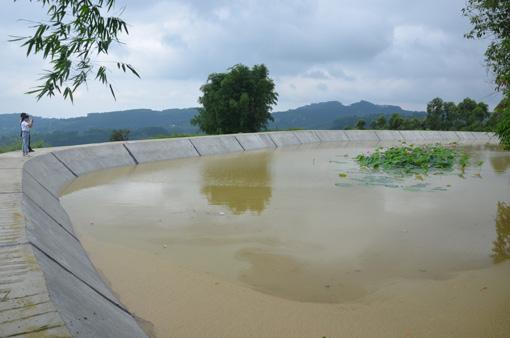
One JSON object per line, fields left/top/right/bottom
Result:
{"left": 18, "top": 130, "right": 497, "bottom": 337}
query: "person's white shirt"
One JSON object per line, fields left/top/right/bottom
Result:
{"left": 21, "top": 120, "right": 31, "bottom": 132}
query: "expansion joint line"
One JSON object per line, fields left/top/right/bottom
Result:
{"left": 29, "top": 243, "right": 133, "bottom": 317}
{"left": 188, "top": 139, "right": 202, "bottom": 156}
{"left": 51, "top": 153, "right": 78, "bottom": 177}
{"left": 233, "top": 136, "right": 246, "bottom": 151}
{"left": 122, "top": 144, "right": 139, "bottom": 165}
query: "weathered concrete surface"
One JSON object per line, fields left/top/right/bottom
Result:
{"left": 23, "top": 153, "right": 76, "bottom": 196}
{"left": 126, "top": 138, "right": 199, "bottom": 164}
{"left": 375, "top": 130, "right": 405, "bottom": 142}
{"left": 399, "top": 130, "right": 425, "bottom": 141}
{"left": 33, "top": 248, "right": 147, "bottom": 338}
{"left": 23, "top": 196, "right": 124, "bottom": 309}
{"left": 54, "top": 143, "right": 136, "bottom": 176}
{"left": 293, "top": 130, "right": 321, "bottom": 144}
{"left": 344, "top": 130, "right": 380, "bottom": 141}
{"left": 0, "top": 130, "right": 500, "bottom": 338}
{"left": 189, "top": 135, "right": 244, "bottom": 155}
{"left": 314, "top": 130, "right": 350, "bottom": 142}
{"left": 268, "top": 132, "right": 301, "bottom": 147}
{"left": 0, "top": 151, "right": 71, "bottom": 337}
{"left": 234, "top": 133, "right": 276, "bottom": 151}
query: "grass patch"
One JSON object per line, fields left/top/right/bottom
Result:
{"left": 0, "top": 139, "right": 45, "bottom": 154}
{"left": 355, "top": 143, "right": 476, "bottom": 175}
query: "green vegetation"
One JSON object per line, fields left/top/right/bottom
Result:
{"left": 494, "top": 96, "right": 510, "bottom": 149}
{"left": 354, "top": 97, "right": 492, "bottom": 131}
{"left": 109, "top": 129, "right": 130, "bottom": 141}
{"left": 191, "top": 64, "right": 278, "bottom": 134}
{"left": 463, "top": 0, "right": 510, "bottom": 148}
{"left": 149, "top": 133, "right": 201, "bottom": 140}
{"left": 355, "top": 144, "right": 474, "bottom": 175}
{"left": 11, "top": 0, "right": 139, "bottom": 101}
{"left": 0, "top": 139, "right": 45, "bottom": 154}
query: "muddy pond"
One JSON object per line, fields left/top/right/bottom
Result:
{"left": 61, "top": 142, "right": 510, "bottom": 338}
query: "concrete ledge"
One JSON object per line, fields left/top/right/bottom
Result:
{"left": 293, "top": 130, "right": 321, "bottom": 144}
{"left": 314, "top": 130, "right": 350, "bottom": 142}
{"left": 234, "top": 133, "right": 276, "bottom": 151}
{"left": 344, "top": 130, "right": 380, "bottom": 141}
{"left": 53, "top": 143, "right": 136, "bottom": 176}
{"left": 10, "top": 129, "right": 499, "bottom": 337}
{"left": 268, "top": 132, "right": 301, "bottom": 147}
{"left": 189, "top": 135, "right": 244, "bottom": 155}
{"left": 33, "top": 248, "right": 148, "bottom": 338}
{"left": 24, "top": 153, "right": 76, "bottom": 196}
{"left": 375, "top": 130, "right": 405, "bottom": 141}
{"left": 126, "top": 138, "right": 199, "bottom": 164}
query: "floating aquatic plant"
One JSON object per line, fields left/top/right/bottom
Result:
{"left": 355, "top": 143, "right": 472, "bottom": 175}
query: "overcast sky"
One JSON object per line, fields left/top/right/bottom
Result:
{"left": 0, "top": 0, "right": 502, "bottom": 118}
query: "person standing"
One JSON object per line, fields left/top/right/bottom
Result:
{"left": 21, "top": 114, "right": 33, "bottom": 157}
{"left": 20, "top": 112, "right": 34, "bottom": 152}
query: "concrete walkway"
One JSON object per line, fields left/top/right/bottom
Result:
{"left": 0, "top": 149, "right": 71, "bottom": 337}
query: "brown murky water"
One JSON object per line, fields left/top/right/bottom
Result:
{"left": 61, "top": 142, "right": 510, "bottom": 337}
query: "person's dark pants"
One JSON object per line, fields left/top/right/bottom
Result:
{"left": 28, "top": 134, "right": 33, "bottom": 152}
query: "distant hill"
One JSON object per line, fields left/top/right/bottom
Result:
{"left": 269, "top": 100, "right": 424, "bottom": 130}
{"left": 0, "top": 101, "right": 425, "bottom": 146}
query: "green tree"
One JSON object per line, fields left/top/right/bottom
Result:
{"left": 110, "top": 129, "right": 130, "bottom": 141}
{"left": 401, "top": 117, "right": 424, "bottom": 130}
{"left": 463, "top": 0, "right": 510, "bottom": 92}
{"left": 494, "top": 97, "right": 510, "bottom": 149}
{"left": 355, "top": 119, "right": 366, "bottom": 130}
{"left": 457, "top": 98, "right": 489, "bottom": 130}
{"left": 191, "top": 64, "right": 278, "bottom": 134}
{"left": 425, "top": 98, "right": 446, "bottom": 130}
{"left": 11, "top": 0, "right": 139, "bottom": 101}
{"left": 463, "top": 0, "right": 510, "bottom": 146}
{"left": 388, "top": 113, "right": 404, "bottom": 130}
{"left": 371, "top": 115, "right": 387, "bottom": 130}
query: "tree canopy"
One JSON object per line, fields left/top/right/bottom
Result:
{"left": 191, "top": 64, "right": 278, "bottom": 134}
{"left": 352, "top": 97, "right": 492, "bottom": 132}
{"left": 12, "top": 0, "right": 139, "bottom": 101}
{"left": 463, "top": 0, "right": 510, "bottom": 147}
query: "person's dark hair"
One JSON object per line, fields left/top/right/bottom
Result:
{"left": 20, "top": 112, "right": 28, "bottom": 121}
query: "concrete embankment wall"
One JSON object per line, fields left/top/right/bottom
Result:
{"left": 20, "top": 130, "right": 497, "bottom": 337}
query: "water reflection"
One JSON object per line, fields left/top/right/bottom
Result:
{"left": 490, "top": 155, "right": 510, "bottom": 173}
{"left": 492, "top": 201, "right": 510, "bottom": 263}
{"left": 201, "top": 151, "right": 273, "bottom": 214}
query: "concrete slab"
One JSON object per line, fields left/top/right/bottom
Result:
{"left": 0, "top": 194, "right": 25, "bottom": 247}
{"left": 0, "top": 244, "right": 70, "bottom": 337}
{"left": 23, "top": 154, "right": 76, "bottom": 196}
{"left": 293, "top": 130, "right": 321, "bottom": 144}
{"left": 126, "top": 138, "right": 199, "bottom": 164}
{"left": 0, "top": 168, "right": 21, "bottom": 193}
{"left": 374, "top": 130, "right": 405, "bottom": 141}
{"left": 399, "top": 130, "right": 425, "bottom": 141}
{"left": 0, "top": 157, "right": 24, "bottom": 169}
{"left": 440, "top": 131, "right": 461, "bottom": 141}
{"left": 314, "top": 130, "right": 350, "bottom": 142}
{"left": 472, "top": 131, "right": 491, "bottom": 141}
{"left": 189, "top": 135, "right": 244, "bottom": 155}
{"left": 234, "top": 133, "right": 276, "bottom": 151}
{"left": 23, "top": 196, "right": 123, "bottom": 309}
{"left": 33, "top": 248, "right": 148, "bottom": 338}
{"left": 22, "top": 171, "right": 74, "bottom": 235}
{"left": 268, "top": 132, "right": 301, "bottom": 147}
{"left": 456, "top": 131, "right": 476, "bottom": 141}
{"left": 53, "top": 143, "right": 135, "bottom": 176}
{"left": 344, "top": 130, "right": 379, "bottom": 141}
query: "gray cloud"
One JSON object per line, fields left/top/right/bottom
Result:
{"left": 0, "top": 0, "right": 502, "bottom": 117}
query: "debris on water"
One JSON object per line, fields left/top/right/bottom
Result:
{"left": 163, "top": 244, "right": 168, "bottom": 248}
{"left": 219, "top": 211, "right": 225, "bottom": 216}
{"left": 89, "top": 222, "right": 94, "bottom": 225}
{"left": 338, "top": 173, "right": 347, "bottom": 178}
{"left": 419, "top": 268, "right": 427, "bottom": 273}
